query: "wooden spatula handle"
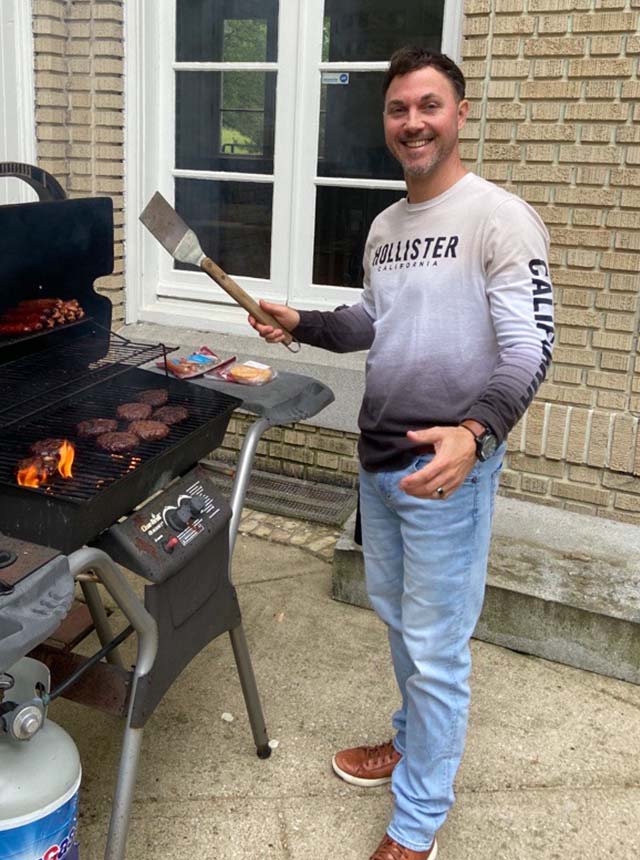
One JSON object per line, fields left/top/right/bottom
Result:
{"left": 201, "top": 257, "right": 293, "bottom": 346}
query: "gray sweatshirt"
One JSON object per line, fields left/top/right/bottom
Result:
{"left": 294, "top": 173, "right": 554, "bottom": 471}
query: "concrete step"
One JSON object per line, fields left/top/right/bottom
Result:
{"left": 332, "top": 496, "right": 640, "bottom": 685}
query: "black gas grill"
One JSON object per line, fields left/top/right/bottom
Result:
{"left": 0, "top": 186, "right": 240, "bottom": 552}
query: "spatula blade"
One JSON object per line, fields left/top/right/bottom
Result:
{"left": 139, "top": 191, "right": 204, "bottom": 266}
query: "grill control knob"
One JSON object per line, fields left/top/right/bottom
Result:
{"left": 165, "top": 502, "right": 192, "bottom": 532}
{"left": 188, "top": 495, "right": 206, "bottom": 516}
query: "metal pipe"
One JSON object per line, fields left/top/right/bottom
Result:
{"left": 67, "top": 547, "right": 159, "bottom": 860}
{"left": 227, "top": 416, "right": 270, "bottom": 557}
{"left": 79, "top": 578, "right": 125, "bottom": 669}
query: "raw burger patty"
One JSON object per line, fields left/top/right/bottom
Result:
{"left": 136, "top": 389, "right": 169, "bottom": 407}
{"left": 128, "top": 420, "right": 170, "bottom": 442}
{"left": 116, "top": 402, "right": 152, "bottom": 421}
{"left": 30, "top": 438, "right": 66, "bottom": 457}
{"left": 77, "top": 418, "right": 118, "bottom": 438}
{"left": 96, "top": 431, "right": 139, "bottom": 453}
{"left": 152, "top": 405, "right": 189, "bottom": 425}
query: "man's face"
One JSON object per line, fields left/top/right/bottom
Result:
{"left": 383, "top": 66, "right": 468, "bottom": 179}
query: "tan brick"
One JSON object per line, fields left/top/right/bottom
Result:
{"left": 621, "top": 81, "right": 640, "bottom": 99}
{"left": 517, "top": 124, "right": 575, "bottom": 141}
{"left": 609, "top": 414, "right": 637, "bottom": 472}
{"left": 520, "top": 81, "right": 581, "bottom": 99}
{"left": 524, "top": 144, "right": 556, "bottom": 162}
{"left": 462, "top": 39, "right": 490, "bottom": 58}
{"left": 34, "top": 35, "right": 66, "bottom": 54}
{"left": 586, "top": 411, "right": 612, "bottom": 467}
{"left": 538, "top": 15, "right": 569, "bottom": 34}
{"left": 551, "top": 481, "right": 609, "bottom": 506}
{"left": 94, "top": 4, "right": 124, "bottom": 21}
{"left": 600, "top": 353, "right": 631, "bottom": 374}
{"left": 573, "top": 12, "right": 638, "bottom": 32}
{"left": 551, "top": 227, "right": 611, "bottom": 248}
{"left": 615, "top": 232, "right": 640, "bottom": 252}
{"left": 600, "top": 250, "right": 640, "bottom": 271}
{"left": 617, "top": 126, "right": 640, "bottom": 144}
{"left": 568, "top": 58, "right": 633, "bottom": 77}
{"left": 492, "top": 37, "right": 520, "bottom": 56}
{"left": 464, "top": 16, "right": 490, "bottom": 35}
{"left": 606, "top": 211, "right": 640, "bottom": 229}
{"left": 553, "top": 366, "right": 583, "bottom": 384}
{"left": 590, "top": 34, "right": 624, "bottom": 54}
{"left": 536, "top": 206, "right": 569, "bottom": 224}
{"left": 559, "top": 288, "right": 592, "bottom": 307}
{"left": 580, "top": 126, "right": 613, "bottom": 144}
{"left": 499, "top": 469, "right": 520, "bottom": 489}
{"left": 529, "top": 0, "right": 590, "bottom": 10}
{"left": 572, "top": 209, "right": 602, "bottom": 227}
{"left": 493, "top": 17, "right": 535, "bottom": 35}
{"left": 485, "top": 123, "right": 512, "bottom": 141}
{"left": 524, "top": 402, "right": 546, "bottom": 456}
{"left": 510, "top": 453, "right": 565, "bottom": 477}
{"left": 566, "top": 408, "right": 589, "bottom": 462}
{"left": 545, "top": 405, "right": 569, "bottom": 459}
{"left": 602, "top": 472, "right": 640, "bottom": 493}
{"left": 565, "top": 250, "right": 598, "bottom": 269}
{"left": 565, "top": 103, "right": 628, "bottom": 122}
{"left": 34, "top": 17, "right": 66, "bottom": 37}
{"left": 553, "top": 347, "right": 596, "bottom": 366}
{"left": 584, "top": 80, "right": 619, "bottom": 99}
{"left": 481, "top": 164, "right": 511, "bottom": 182}
{"left": 568, "top": 465, "right": 599, "bottom": 485}
{"left": 555, "top": 308, "right": 602, "bottom": 327}
{"left": 603, "top": 393, "right": 631, "bottom": 411}
{"left": 521, "top": 475, "right": 550, "bottom": 494}
{"left": 586, "top": 370, "right": 627, "bottom": 391}
{"left": 605, "top": 312, "right": 636, "bottom": 331}
{"left": 524, "top": 37, "right": 585, "bottom": 56}
{"left": 628, "top": 36, "right": 640, "bottom": 54}
{"left": 558, "top": 145, "right": 621, "bottom": 165}
{"left": 614, "top": 493, "right": 640, "bottom": 513}
{"left": 609, "top": 273, "right": 639, "bottom": 291}
{"left": 553, "top": 270, "right": 606, "bottom": 289}
{"left": 592, "top": 331, "right": 634, "bottom": 351}
{"left": 595, "top": 293, "right": 637, "bottom": 311}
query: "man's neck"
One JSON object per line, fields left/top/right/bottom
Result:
{"left": 405, "top": 161, "right": 469, "bottom": 204}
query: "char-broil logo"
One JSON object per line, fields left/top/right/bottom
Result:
{"left": 372, "top": 235, "right": 459, "bottom": 271}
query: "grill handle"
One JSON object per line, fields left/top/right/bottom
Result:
{"left": 0, "top": 162, "right": 66, "bottom": 202}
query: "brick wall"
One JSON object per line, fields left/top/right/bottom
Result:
{"left": 29, "top": 1, "right": 640, "bottom": 524}
{"left": 32, "top": 0, "right": 125, "bottom": 323}
{"left": 461, "top": 0, "right": 640, "bottom": 524}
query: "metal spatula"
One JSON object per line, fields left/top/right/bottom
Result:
{"left": 139, "top": 192, "right": 297, "bottom": 349}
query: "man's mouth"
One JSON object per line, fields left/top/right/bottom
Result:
{"left": 402, "top": 138, "right": 434, "bottom": 149}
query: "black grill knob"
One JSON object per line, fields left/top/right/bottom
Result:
{"left": 0, "top": 550, "right": 17, "bottom": 569}
{"left": 165, "top": 502, "right": 192, "bottom": 532}
{"left": 188, "top": 496, "right": 206, "bottom": 516}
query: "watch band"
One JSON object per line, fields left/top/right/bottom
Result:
{"left": 459, "top": 424, "right": 479, "bottom": 441}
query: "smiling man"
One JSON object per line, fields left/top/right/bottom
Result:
{"left": 249, "top": 46, "right": 554, "bottom": 860}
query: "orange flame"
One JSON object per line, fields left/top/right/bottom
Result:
{"left": 58, "top": 440, "right": 75, "bottom": 479}
{"left": 17, "top": 463, "right": 48, "bottom": 487}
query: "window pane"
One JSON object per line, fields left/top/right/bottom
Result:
{"left": 313, "top": 186, "right": 405, "bottom": 288}
{"left": 318, "top": 73, "right": 403, "bottom": 181}
{"left": 176, "top": 71, "right": 276, "bottom": 173}
{"left": 175, "top": 178, "right": 273, "bottom": 279}
{"left": 322, "top": 0, "right": 444, "bottom": 62}
{"left": 176, "top": 0, "right": 278, "bottom": 62}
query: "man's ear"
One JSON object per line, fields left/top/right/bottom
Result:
{"left": 457, "top": 99, "right": 470, "bottom": 130}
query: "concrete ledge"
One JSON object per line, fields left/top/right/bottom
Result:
{"left": 332, "top": 497, "right": 640, "bottom": 685}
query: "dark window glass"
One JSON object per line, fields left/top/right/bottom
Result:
{"left": 322, "top": 0, "right": 443, "bottom": 62}
{"left": 176, "top": 71, "right": 276, "bottom": 173}
{"left": 176, "top": 0, "right": 278, "bottom": 62}
{"left": 175, "top": 178, "right": 273, "bottom": 279}
{"left": 318, "top": 72, "right": 403, "bottom": 181}
{"left": 313, "top": 186, "right": 405, "bottom": 287}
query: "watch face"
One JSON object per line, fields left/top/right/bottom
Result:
{"left": 479, "top": 432, "right": 498, "bottom": 460}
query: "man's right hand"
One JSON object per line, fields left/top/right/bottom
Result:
{"left": 248, "top": 300, "right": 300, "bottom": 344}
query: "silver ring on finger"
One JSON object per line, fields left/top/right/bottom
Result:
{"left": 436, "top": 486, "right": 445, "bottom": 498}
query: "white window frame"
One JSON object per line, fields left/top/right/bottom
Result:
{"left": 0, "top": 0, "right": 37, "bottom": 205}
{"left": 125, "top": 0, "right": 463, "bottom": 331}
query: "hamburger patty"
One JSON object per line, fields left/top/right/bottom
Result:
{"left": 16, "top": 454, "right": 56, "bottom": 476}
{"left": 96, "top": 431, "right": 140, "bottom": 453}
{"left": 116, "top": 402, "right": 152, "bottom": 421}
{"left": 77, "top": 418, "right": 118, "bottom": 438}
{"left": 30, "top": 438, "right": 66, "bottom": 457}
{"left": 152, "top": 405, "right": 189, "bottom": 425}
{"left": 128, "top": 419, "right": 170, "bottom": 442}
{"left": 136, "top": 389, "right": 169, "bottom": 407}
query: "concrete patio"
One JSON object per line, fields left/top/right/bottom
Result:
{"left": 48, "top": 529, "right": 640, "bottom": 860}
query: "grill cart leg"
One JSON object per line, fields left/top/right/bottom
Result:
{"left": 68, "top": 548, "right": 159, "bottom": 860}
{"left": 79, "top": 577, "right": 125, "bottom": 669}
{"left": 225, "top": 416, "right": 272, "bottom": 757}
{"left": 229, "top": 624, "right": 271, "bottom": 758}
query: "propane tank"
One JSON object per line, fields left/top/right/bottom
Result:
{"left": 0, "top": 658, "right": 81, "bottom": 860}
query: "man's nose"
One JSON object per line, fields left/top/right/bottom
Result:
{"left": 404, "top": 107, "right": 424, "bottom": 131}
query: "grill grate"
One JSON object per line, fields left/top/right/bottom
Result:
{"left": 0, "top": 372, "right": 238, "bottom": 503}
{"left": 0, "top": 328, "right": 174, "bottom": 429}
{"left": 202, "top": 462, "right": 357, "bottom": 527}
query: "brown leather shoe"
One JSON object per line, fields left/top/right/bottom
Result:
{"left": 332, "top": 739, "right": 401, "bottom": 786}
{"left": 370, "top": 834, "right": 438, "bottom": 860}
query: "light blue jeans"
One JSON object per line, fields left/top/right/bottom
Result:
{"left": 359, "top": 446, "right": 505, "bottom": 852}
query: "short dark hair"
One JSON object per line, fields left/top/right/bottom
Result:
{"left": 383, "top": 46, "right": 466, "bottom": 102}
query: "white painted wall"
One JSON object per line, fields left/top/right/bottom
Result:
{"left": 0, "top": 0, "right": 37, "bottom": 204}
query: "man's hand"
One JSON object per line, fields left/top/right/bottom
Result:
{"left": 399, "top": 426, "right": 477, "bottom": 499}
{"left": 248, "top": 300, "right": 300, "bottom": 344}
